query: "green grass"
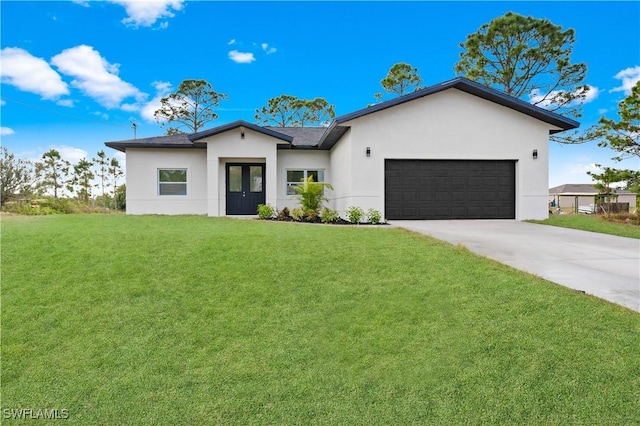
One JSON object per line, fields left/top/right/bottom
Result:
{"left": 2, "top": 215, "right": 639, "bottom": 424}
{"left": 529, "top": 213, "right": 640, "bottom": 239}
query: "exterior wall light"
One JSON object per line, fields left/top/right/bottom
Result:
{"left": 532, "top": 149, "right": 538, "bottom": 159}
{"left": 240, "top": 128, "right": 245, "bottom": 139}
{"left": 366, "top": 147, "right": 371, "bottom": 157}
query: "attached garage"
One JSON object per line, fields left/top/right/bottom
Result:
{"left": 385, "top": 159, "right": 516, "bottom": 220}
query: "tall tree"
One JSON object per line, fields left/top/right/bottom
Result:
{"left": 295, "top": 97, "right": 335, "bottom": 126}
{"left": 255, "top": 95, "right": 335, "bottom": 127}
{"left": 255, "top": 95, "right": 300, "bottom": 126}
{"left": 597, "top": 81, "right": 639, "bottom": 162}
{"left": 454, "top": 12, "right": 590, "bottom": 125}
{"left": 587, "top": 165, "right": 623, "bottom": 202}
{"left": 154, "top": 79, "right": 228, "bottom": 134}
{"left": 375, "top": 62, "right": 423, "bottom": 101}
{"left": 0, "top": 146, "right": 34, "bottom": 205}
{"left": 35, "top": 149, "right": 70, "bottom": 199}
{"left": 71, "top": 158, "right": 94, "bottom": 203}
{"left": 93, "top": 150, "right": 110, "bottom": 206}
{"left": 115, "top": 184, "right": 126, "bottom": 211}
{"left": 109, "top": 158, "right": 124, "bottom": 210}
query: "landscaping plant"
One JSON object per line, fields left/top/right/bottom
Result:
{"left": 346, "top": 206, "right": 365, "bottom": 224}
{"left": 294, "top": 175, "right": 333, "bottom": 216}
{"left": 257, "top": 204, "right": 275, "bottom": 220}
{"left": 291, "top": 206, "right": 305, "bottom": 221}
{"left": 276, "top": 207, "right": 290, "bottom": 221}
{"left": 367, "top": 208, "right": 382, "bottom": 224}
{"left": 321, "top": 208, "right": 340, "bottom": 223}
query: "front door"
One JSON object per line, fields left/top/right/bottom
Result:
{"left": 226, "top": 164, "right": 266, "bottom": 215}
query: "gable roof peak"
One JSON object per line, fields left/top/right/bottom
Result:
{"left": 188, "top": 120, "right": 293, "bottom": 143}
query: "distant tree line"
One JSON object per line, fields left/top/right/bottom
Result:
{"left": 1, "top": 147, "right": 125, "bottom": 213}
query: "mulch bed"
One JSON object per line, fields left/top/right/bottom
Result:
{"left": 258, "top": 217, "right": 389, "bottom": 225}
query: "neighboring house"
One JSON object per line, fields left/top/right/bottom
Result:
{"left": 105, "top": 77, "right": 578, "bottom": 220}
{"left": 549, "top": 183, "right": 637, "bottom": 211}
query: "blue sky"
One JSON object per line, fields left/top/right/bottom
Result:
{"left": 1, "top": 1, "right": 638, "bottom": 187}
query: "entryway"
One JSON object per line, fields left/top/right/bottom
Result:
{"left": 226, "top": 163, "right": 265, "bottom": 215}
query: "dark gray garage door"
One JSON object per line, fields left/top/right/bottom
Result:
{"left": 385, "top": 160, "right": 516, "bottom": 220}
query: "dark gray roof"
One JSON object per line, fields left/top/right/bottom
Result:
{"left": 190, "top": 120, "right": 292, "bottom": 143}
{"left": 105, "top": 120, "right": 292, "bottom": 152}
{"left": 549, "top": 183, "right": 634, "bottom": 195}
{"left": 332, "top": 77, "right": 580, "bottom": 134}
{"left": 265, "top": 127, "right": 327, "bottom": 147}
{"left": 105, "top": 133, "right": 197, "bottom": 152}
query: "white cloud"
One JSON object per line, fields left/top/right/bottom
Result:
{"left": 108, "top": 0, "right": 184, "bottom": 28}
{"left": 140, "top": 81, "right": 173, "bottom": 122}
{"left": 582, "top": 86, "right": 600, "bottom": 104}
{"left": 611, "top": 66, "right": 640, "bottom": 95}
{"left": 0, "top": 99, "right": 5, "bottom": 106}
{"left": 51, "top": 145, "right": 88, "bottom": 164}
{"left": 228, "top": 50, "right": 255, "bottom": 64}
{"left": 568, "top": 162, "right": 600, "bottom": 176}
{"left": 93, "top": 111, "right": 110, "bottom": 120}
{"left": 57, "top": 99, "right": 75, "bottom": 107}
{"left": 120, "top": 103, "right": 140, "bottom": 112}
{"left": 529, "top": 85, "right": 599, "bottom": 108}
{"left": 261, "top": 43, "right": 277, "bottom": 55}
{"left": 228, "top": 39, "right": 236, "bottom": 45}
{"left": 72, "top": 0, "right": 89, "bottom": 6}
{"left": 0, "top": 47, "right": 69, "bottom": 99}
{"left": 1, "top": 127, "right": 15, "bottom": 136}
{"left": 51, "top": 45, "right": 145, "bottom": 109}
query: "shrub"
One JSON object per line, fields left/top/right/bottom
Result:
{"left": 2, "top": 198, "right": 76, "bottom": 215}
{"left": 291, "top": 206, "right": 305, "bottom": 221}
{"left": 346, "top": 206, "right": 364, "bottom": 224}
{"left": 257, "top": 204, "right": 275, "bottom": 219}
{"left": 294, "top": 176, "right": 333, "bottom": 216}
{"left": 321, "top": 208, "right": 340, "bottom": 223}
{"left": 305, "top": 209, "right": 319, "bottom": 222}
{"left": 2, "top": 201, "right": 52, "bottom": 215}
{"left": 276, "top": 207, "right": 290, "bottom": 221}
{"left": 602, "top": 212, "right": 639, "bottom": 226}
{"left": 367, "top": 208, "right": 382, "bottom": 224}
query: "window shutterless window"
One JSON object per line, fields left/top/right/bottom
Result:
{"left": 286, "top": 170, "right": 325, "bottom": 195}
{"left": 158, "top": 169, "right": 187, "bottom": 196}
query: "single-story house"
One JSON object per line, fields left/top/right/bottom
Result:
{"left": 549, "top": 183, "right": 637, "bottom": 211}
{"left": 105, "top": 77, "right": 579, "bottom": 220}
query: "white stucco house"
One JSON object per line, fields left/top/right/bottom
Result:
{"left": 105, "top": 77, "right": 579, "bottom": 220}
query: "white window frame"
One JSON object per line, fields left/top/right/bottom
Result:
{"left": 286, "top": 169, "right": 325, "bottom": 195}
{"left": 158, "top": 168, "right": 187, "bottom": 196}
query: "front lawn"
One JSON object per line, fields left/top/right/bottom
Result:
{"left": 2, "top": 215, "right": 639, "bottom": 424}
{"left": 529, "top": 213, "right": 640, "bottom": 239}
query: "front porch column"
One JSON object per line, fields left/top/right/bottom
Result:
{"left": 266, "top": 156, "right": 278, "bottom": 209}
{"left": 207, "top": 156, "right": 220, "bottom": 216}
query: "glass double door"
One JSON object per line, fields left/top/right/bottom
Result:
{"left": 226, "top": 164, "right": 265, "bottom": 215}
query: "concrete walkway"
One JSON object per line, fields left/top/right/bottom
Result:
{"left": 389, "top": 220, "right": 640, "bottom": 313}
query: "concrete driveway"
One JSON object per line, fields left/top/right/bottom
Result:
{"left": 389, "top": 220, "right": 640, "bottom": 313}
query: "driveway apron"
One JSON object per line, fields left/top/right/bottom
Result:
{"left": 390, "top": 220, "right": 640, "bottom": 313}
